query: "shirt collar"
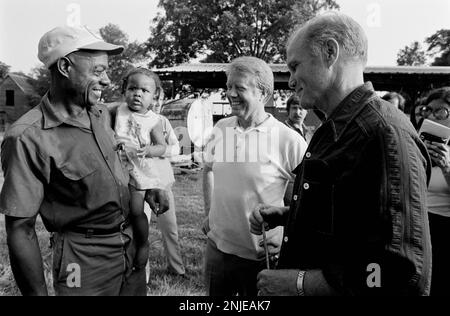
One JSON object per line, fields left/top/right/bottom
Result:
{"left": 234, "top": 113, "right": 274, "bottom": 133}
{"left": 326, "top": 82, "right": 376, "bottom": 142}
{"left": 285, "top": 119, "right": 305, "bottom": 136}
{"left": 41, "top": 93, "right": 101, "bottom": 130}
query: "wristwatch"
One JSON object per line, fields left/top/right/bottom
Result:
{"left": 296, "top": 270, "right": 306, "bottom": 296}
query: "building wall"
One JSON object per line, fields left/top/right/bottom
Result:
{"left": 0, "top": 77, "right": 33, "bottom": 131}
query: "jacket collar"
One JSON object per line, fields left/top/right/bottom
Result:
{"left": 326, "top": 82, "right": 377, "bottom": 142}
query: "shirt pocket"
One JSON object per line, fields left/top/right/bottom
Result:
{"left": 58, "top": 155, "right": 97, "bottom": 180}
{"left": 301, "top": 159, "right": 335, "bottom": 236}
{"left": 52, "top": 151, "right": 99, "bottom": 202}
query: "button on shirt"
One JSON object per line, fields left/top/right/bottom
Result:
{"left": 0, "top": 94, "right": 130, "bottom": 231}
{"left": 278, "top": 82, "right": 432, "bottom": 295}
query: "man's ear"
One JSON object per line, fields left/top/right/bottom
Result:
{"left": 56, "top": 57, "right": 71, "bottom": 78}
{"left": 323, "top": 38, "right": 339, "bottom": 68}
{"left": 260, "top": 89, "right": 266, "bottom": 103}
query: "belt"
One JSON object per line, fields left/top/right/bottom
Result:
{"left": 66, "top": 219, "right": 130, "bottom": 238}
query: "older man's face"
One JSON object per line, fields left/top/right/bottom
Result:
{"left": 226, "top": 71, "right": 264, "bottom": 120}
{"left": 287, "top": 33, "right": 330, "bottom": 110}
{"left": 66, "top": 51, "right": 111, "bottom": 108}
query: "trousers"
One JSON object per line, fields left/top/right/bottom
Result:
{"left": 145, "top": 186, "right": 185, "bottom": 275}
{"left": 204, "top": 238, "right": 265, "bottom": 296}
{"left": 52, "top": 225, "right": 146, "bottom": 296}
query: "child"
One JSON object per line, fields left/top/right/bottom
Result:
{"left": 114, "top": 67, "right": 169, "bottom": 271}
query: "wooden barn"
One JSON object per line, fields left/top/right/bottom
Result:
{"left": 0, "top": 73, "right": 38, "bottom": 132}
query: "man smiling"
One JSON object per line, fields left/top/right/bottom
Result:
{"left": 202, "top": 56, "right": 307, "bottom": 296}
{"left": 0, "top": 26, "right": 146, "bottom": 296}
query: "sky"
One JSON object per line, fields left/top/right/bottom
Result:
{"left": 1, "top": 0, "right": 449, "bottom": 73}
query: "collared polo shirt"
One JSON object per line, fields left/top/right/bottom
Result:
{"left": 204, "top": 114, "right": 307, "bottom": 260}
{"left": 0, "top": 94, "right": 130, "bottom": 231}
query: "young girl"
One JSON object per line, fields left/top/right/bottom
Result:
{"left": 115, "top": 67, "right": 168, "bottom": 270}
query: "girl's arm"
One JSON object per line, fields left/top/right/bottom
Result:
{"left": 141, "top": 121, "right": 166, "bottom": 158}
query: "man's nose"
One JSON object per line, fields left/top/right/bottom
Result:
{"left": 288, "top": 76, "right": 296, "bottom": 89}
{"left": 227, "top": 87, "right": 237, "bottom": 98}
{"left": 99, "top": 72, "right": 111, "bottom": 87}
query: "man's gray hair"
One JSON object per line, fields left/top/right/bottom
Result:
{"left": 226, "top": 56, "right": 274, "bottom": 103}
{"left": 289, "top": 12, "right": 368, "bottom": 65}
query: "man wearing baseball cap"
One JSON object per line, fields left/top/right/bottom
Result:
{"left": 0, "top": 26, "right": 146, "bottom": 295}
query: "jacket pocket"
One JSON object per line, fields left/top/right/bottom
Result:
{"left": 301, "top": 159, "right": 335, "bottom": 236}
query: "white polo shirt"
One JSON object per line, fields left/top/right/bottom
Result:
{"left": 204, "top": 114, "right": 307, "bottom": 260}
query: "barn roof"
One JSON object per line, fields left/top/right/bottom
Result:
{"left": 5, "top": 73, "right": 38, "bottom": 96}
{"left": 154, "top": 63, "right": 450, "bottom": 75}
{"left": 153, "top": 63, "right": 450, "bottom": 96}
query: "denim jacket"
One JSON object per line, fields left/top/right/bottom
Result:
{"left": 278, "top": 82, "right": 432, "bottom": 295}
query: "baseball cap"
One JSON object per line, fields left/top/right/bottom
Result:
{"left": 38, "top": 25, "right": 124, "bottom": 68}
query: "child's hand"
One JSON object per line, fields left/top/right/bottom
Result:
{"left": 137, "top": 144, "right": 151, "bottom": 158}
{"left": 123, "top": 146, "right": 139, "bottom": 160}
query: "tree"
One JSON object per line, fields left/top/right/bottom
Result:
{"left": 99, "top": 24, "right": 149, "bottom": 102}
{"left": 0, "top": 61, "right": 11, "bottom": 79}
{"left": 147, "top": 0, "right": 339, "bottom": 68}
{"left": 28, "top": 65, "right": 50, "bottom": 96}
{"left": 396, "top": 41, "right": 426, "bottom": 66}
{"left": 425, "top": 29, "right": 450, "bottom": 66}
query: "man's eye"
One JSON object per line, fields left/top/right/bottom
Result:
{"left": 95, "top": 68, "right": 106, "bottom": 75}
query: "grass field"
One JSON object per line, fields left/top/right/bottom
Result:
{"left": 0, "top": 171, "right": 207, "bottom": 296}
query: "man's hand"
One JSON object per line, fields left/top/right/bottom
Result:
{"left": 426, "top": 141, "right": 450, "bottom": 173}
{"left": 201, "top": 217, "right": 210, "bottom": 235}
{"left": 250, "top": 204, "right": 288, "bottom": 235}
{"left": 145, "top": 189, "right": 170, "bottom": 216}
{"left": 257, "top": 269, "right": 298, "bottom": 296}
{"left": 258, "top": 238, "right": 281, "bottom": 257}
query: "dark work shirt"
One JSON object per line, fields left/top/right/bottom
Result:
{"left": 0, "top": 94, "right": 130, "bottom": 231}
{"left": 278, "top": 82, "right": 432, "bottom": 295}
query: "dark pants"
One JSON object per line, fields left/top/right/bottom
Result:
{"left": 429, "top": 212, "right": 450, "bottom": 296}
{"left": 52, "top": 225, "right": 146, "bottom": 296}
{"left": 204, "top": 238, "right": 264, "bottom": 296}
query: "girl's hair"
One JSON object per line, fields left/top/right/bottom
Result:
{"left": 121, "top": 67, "right": 162, "bottom": 96}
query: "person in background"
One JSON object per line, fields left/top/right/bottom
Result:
{"left": 149, "top": 93, "right": 186, "bottom": 277}
{"left": 414, "top": 87, "right": 450, "bottom": 296}
{"left": 284, "top": 94, "right": 313, "bottom": 143}
{"left": 382, "top": 92, "right": 406, "bottom": 112}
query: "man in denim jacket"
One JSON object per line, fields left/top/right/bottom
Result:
{"left": 250, "top": 12, "right": 432, "bottom": 296}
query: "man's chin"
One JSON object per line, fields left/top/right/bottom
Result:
{"left": 87, "top": 97, "right": 100, "bottom": 107}
{"left": 299, "top": 99, "right": 315, "bottom": 110}
{"left": 231, "top": 109, "right": 243, "bottom": 117}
